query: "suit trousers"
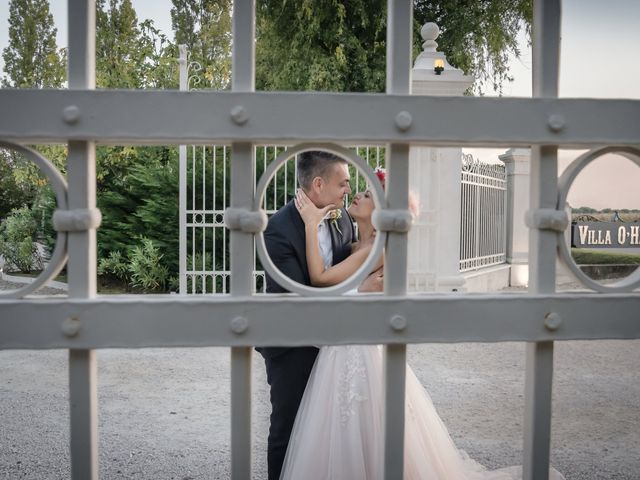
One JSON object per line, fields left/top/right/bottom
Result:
{"left": 263, "top": 346, "right": 319, "bottom": 480}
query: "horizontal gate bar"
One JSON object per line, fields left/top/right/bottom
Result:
{"left": 1, "top": 294, "right": 638, "bottom": 349}
{"left": 1, "top": 91, "right": 639, "bottom": 147}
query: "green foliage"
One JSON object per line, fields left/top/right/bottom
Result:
{"left": 96, "top": 0, "right": 144, "bottom": 88}
{"left": 171, "top": 0, "right": 232, "bottom": 89}
{"left": 97, "top": 148, "right": 179, "bottom": 291}
{"left": 138, "top": 19, "right": 179, "bottom": 89}
{"left": 0, "top": 0, "right": 68, "bottom": 220}
{"left": 28, "top": 184, "right": 58, "bottom": 256}
{"left": 573, "top": 206, "right": 598, "bottom": 214}
{"left": 0, "top": 151, "right": 34, "bottom": 219}
{"left": 572, "top": 249, "right": 640, "bottom": 266}
{"left": 98, "top": 147, "right": 179, "bottom": 275}
{"left": 256, "top": 0, "right": 386, "bottom": 92}
{"left": 1, "top": 0, "right": 66, "bottom": 88}
{"left": 255, "top": 0, "right": 532, "bottom": 94}
{"left": 0, "top": 206, "right": 43, "bottom": 273}
{"left": 414, "top": 0, "right": 532, "bottom": 94}
{"left": 4, "top": 145, "right": 67, "bottom": 208}
{"left": 128, "top": 237, "right": 170, "bottom": 291}
{"left": 97, "top": 250, "right": 129, "bottom": 281}
{"left": 95, "top": 0, "right": 179, "bottom": 89}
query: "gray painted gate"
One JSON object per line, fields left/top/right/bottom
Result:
{"left": 1, "top": 1, "right": 640, "bottom": 479}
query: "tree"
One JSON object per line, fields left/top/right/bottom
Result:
{"left": 256, "top": 0, "right": 386, "bottom": 92}
{"left": 0, "top": 153, "right": 33, "bottom": 220}
{"left": 1, "top": 0, "right": 65, "bottom": 88}
{"left": 96, "top": 0, "right": 145, "bottom": 88}
{"left": 414, "top": 0, "right": 532, "bottom": 94}
{"left": 138, "top": 18, "right": 179, "bottom": 89}
{"left": 97, "top": 151, "right": 180, "bottom": 291}
{"left": 1, "top": 0, "right": 67, "bottom": 228}
{"left": 255, "top": 0, "right": 532, "bottom": 94}
{"left": 171, "top": 0, "right": 232, "bottom": 89}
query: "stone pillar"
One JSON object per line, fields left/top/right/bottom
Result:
{"left": 499, "top": 148, "right": 531, "bottom": 287}
{"left": 408, "top": 23, "right": 474, "bottom": 292}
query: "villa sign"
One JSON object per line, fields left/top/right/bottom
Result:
{"left": 571, "top": 222, "right": 640, "bottom": 249}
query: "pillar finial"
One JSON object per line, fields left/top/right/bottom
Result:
{"left": 421, "top": 22, "right": 440, "bottom": 52}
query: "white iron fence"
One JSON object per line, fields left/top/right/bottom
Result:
{"left": 459, "top": 153, "right": 507, "bottom": 272}
{"left": 181, "top": 144, "right": 385, "bottom": 293}
{"left": 2, "top": 2, "right": 640, "bottom": 480}
{"left": 182, "top": 145, "right": 507, "bottom": 292}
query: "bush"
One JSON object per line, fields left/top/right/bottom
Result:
{"left": 572, "top": 249, "right": 640, "bottom": 266}
{"left": 128, "top": 237, "right": 170, "bottom": 292}
{"left": 97, "top": 149, "right": 180, "bottom": 281}
{"left": 97, "top": 250, "right": 129, "bottom": 282}
{"left": 0, "top": 206, "right": 43, "bottom": 273}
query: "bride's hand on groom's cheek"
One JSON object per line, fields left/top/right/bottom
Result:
{"left": 295, "top": 189, "right": 335, "bottom": 227}
{"left": 358, "top": 268, "right": 383, "bottom": 293}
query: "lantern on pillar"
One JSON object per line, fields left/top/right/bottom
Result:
{"left": 434, "top": 59, "right": 444, "bottom": 75}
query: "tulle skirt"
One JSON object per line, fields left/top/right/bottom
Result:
{"left": 280, "top": 345, "right": 564, "bottom": 480}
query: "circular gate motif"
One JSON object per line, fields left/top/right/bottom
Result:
{"left": 0, "top": 142, "right": 68, "bottom": 299}
{"left": 254, "top": 143, "right": 386, "bottom": 296}
{"left": 557, "top": 145, "right": 640, "bottom": 293}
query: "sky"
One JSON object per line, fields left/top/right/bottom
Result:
{"left": 1, "top": 0, "right": 639, "bottom": 209}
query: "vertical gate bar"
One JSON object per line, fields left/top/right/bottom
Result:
{"left": 230, "top": 342, "right": 253, "bottom": 480}
{"left": 492, "top": 185, "right": 496, "bottom": 256}
{"left": 503, "top": 180, "right": 507, "bottom": 261}
{"left": 69, "top": 349, "right": 98, "bottom": 480}
{"left": 179, "top": 46, "right": 187, "bottom": 294}
{"left": 263, "top": 148, "right": 267, "bottom": 210}
{"left": 223, "top": 146, "right": 228, "bottom": 290}
{"left": 384, "top": 1, "right": 412, "bottom": 478}
{"left": 214, "top": 149, "right": 218, "bottom": 281}
{"left": 475, "top": 182, "right": 480, "bottom": 266}
{"left": 460, "top": 178, "right": 464, "bottom": 269}
{"left": 67, "top": 1, "right": 98, "bottom": 479}
{"left": 524, "top": 340, "right": 555, "bottom": 480}
{"left": 524, "top": 1, "right": 562, "bottom": 480}
{"left": 230, "top": 1, "right": 256, "bottom": 479}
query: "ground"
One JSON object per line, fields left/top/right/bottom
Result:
{"left": 1, "top": 280, "right": 639, "bottom": 479}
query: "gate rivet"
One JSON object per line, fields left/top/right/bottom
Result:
{"left": 544, "top": 312, "right": 562, "bottom": 331}
{"left": 62, "top": 317, "right": 81, "bottom": 337}
{"left": 230, "top": 316, "right": 249, "bottom": 334}
{"left": 389, "top": 315, "right": 407, "bottom": 332}
{"left": 230, "top": 105, "right": 249, "bottom": 125}
{"left": 547, "top": 114, "right": 565, "bottom": 133}
{"left": 395, "top": 111, "right": 412, "bottom": 132}
{"left": 63, "top": 105, "right": 81, "bottom": 125}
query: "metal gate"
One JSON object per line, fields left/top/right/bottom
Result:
{"left": 179, "top": 143, "right": 384, "bottom": 294}
{"left": 460, "top": 153, "right": 507, "bottom": 272}
{"left": 1, "top": 1, "right": 639, "bottom": 480}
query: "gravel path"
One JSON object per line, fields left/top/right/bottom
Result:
{"left": 1, "top": 280, "right": 639, "bottom": 479}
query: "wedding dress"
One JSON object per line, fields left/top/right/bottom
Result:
{"left": 280, "top": 344, "right": 565, "bottom": 480}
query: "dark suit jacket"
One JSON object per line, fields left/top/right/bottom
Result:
{"left": 259, "top": 200, "right": 355, "bottom": 358}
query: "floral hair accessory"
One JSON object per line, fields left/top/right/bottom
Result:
{"left": 328, "top": 208, "right": 343, "bottom": 236}
{"left": 374, "top": 167, "right": 386, "bottom": 187}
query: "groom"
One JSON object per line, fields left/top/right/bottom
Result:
{"left": 259, "top": 150, "right": 355, "bottom": 480}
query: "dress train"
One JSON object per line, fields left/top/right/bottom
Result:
{"left": 280, "top": 345, "right": 564, "bottom": 480}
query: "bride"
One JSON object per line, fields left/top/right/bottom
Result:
{"left": 280, "top": 171, "right": 564, "bottom": 480}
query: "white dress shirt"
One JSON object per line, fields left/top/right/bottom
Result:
{"left": 317, "top": 220, "right": 333, "bottom": 270}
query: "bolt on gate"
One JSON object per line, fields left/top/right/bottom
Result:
{"left": 1, "top": 1, "right": 640, "bottom": 480}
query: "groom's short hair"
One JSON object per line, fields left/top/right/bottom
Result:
{"left": 297, "top": 151, "right": 348, "bottom": 191}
